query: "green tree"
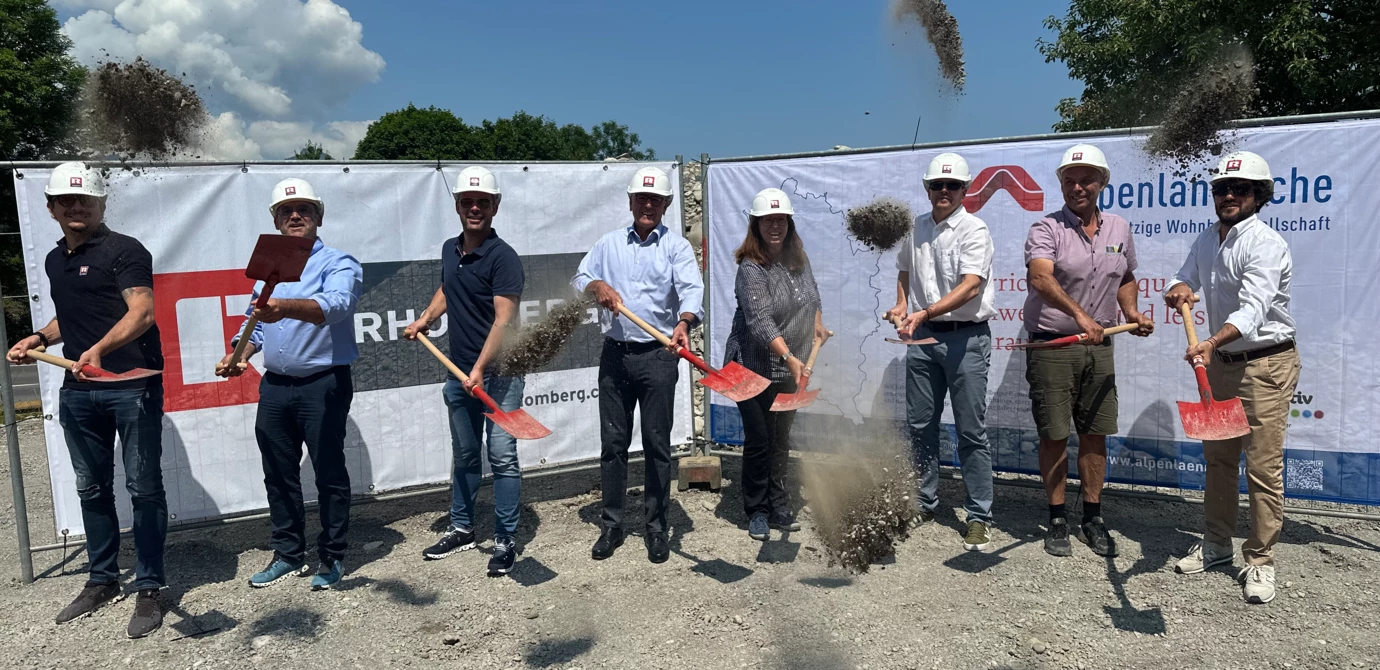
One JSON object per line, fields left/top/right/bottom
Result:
{"left": 591, "top": 120, "right": 656, "bottom": 160}
{"left": 292, "top": 140, "right": 332, "bottom": 160}
{"left": 1039, "top": 0, "right": 1380, "bottom": 132}
{"left": 351, "top": 104, "right": 486, "bottom": 160}
{"left": 1, "top": 0, "right": 88, "bottom": 344}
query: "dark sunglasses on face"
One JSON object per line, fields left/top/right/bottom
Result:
{"left": 275, "top": 203, "right": 318, "bottom": 218}
{"left": 1211, "top": 181, "right": 1255, "bottom": 198}
{"left": 53, "top": 194, "right": 98, "bottom": 208}
{"left": 459, "top": 197, "right": 494, "bottom": 209}
{"left": 928, "top": 180, "right": 965, "bottom": 192}
{"left": 634, "top": 194, "right": 666, "bottom": 206}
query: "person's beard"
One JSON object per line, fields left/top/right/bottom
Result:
{"left": 1217, "top": 202, "right": 1257, "bottom": 227}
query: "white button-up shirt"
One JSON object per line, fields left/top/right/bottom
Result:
{"left": 1164, "top": 214, "right": 1295, "bottom": 353}
{"left": 896, "top": 206, "right": 997, "bottom": 322}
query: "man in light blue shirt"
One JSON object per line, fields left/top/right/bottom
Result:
{"left": 572, "top": 166, "right": 703, "bottom": 564}
{"left": 216, "top": 178, "right": 362, "bottom": 591}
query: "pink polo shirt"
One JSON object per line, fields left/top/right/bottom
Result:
{"left": 1022, "top": 206, "right": 1137, "bottom": 334}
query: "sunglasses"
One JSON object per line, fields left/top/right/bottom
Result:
{"left": 1211, "top": 181, "right": 1255, "bottom": 198}
{"left": 634, "top": 194, "right": 667, "bottom": 206}
{"left": 928, "top": 181, "right": 965, "bottom": 192}
{"left": 459, "top": 197, "right": 494, "bottom": 209}
{"left": 275, "top": 203, "right": 319, "bottom": 218}
{"left": 53, "top": 194, "right": 99, "bottom": 208}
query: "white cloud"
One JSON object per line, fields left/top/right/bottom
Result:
{"left": 60, "top": 0, "right": 383, "bottom": 158}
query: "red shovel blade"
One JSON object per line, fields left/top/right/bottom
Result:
{"left": 770, "top": 387, "right": 820, "bottom": 412}
{"left": 885, "top": 335, "right": 939, "bottom": 345}
{"left": 698, "top": 361, "right": 771, "bottom": 402}
{"left": 81, "top": 365, "right": 162, "bottom": 382}
{"left": 1177, "top": 398, "right": 1250, "bottom": 441}
{"left": 483, "top": 407, "right": 552, "bottom": 440}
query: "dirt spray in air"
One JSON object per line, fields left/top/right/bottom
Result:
{"left": 71, "top": 58, "right": 210, "bottom": 162}
{"left": 891, "top": 0, "right": 966, "bottom": 91}
{"left": 846, "top": 197, "right": 914, "bottom": 252}
{"left": 496, "top": 297, "right": 595, "bottom": 378}
{"left": 1144, "top": 44, "right": 1258, "bottom": 169}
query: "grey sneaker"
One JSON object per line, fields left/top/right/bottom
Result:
{"left": 1240, "top": 564, "right": 1276, "bottom": 604}
{"left": 1175, "top": 540, "right": 1234, "bottom": 574}
{"left": 962, "top": 520, "right": 991, "bottom": 551}
{"left": 1044, "top": 518, "right": 1073, "bottom": 557}
{"left": 1077, "top": 517, "right": 1118, "bottom": 557}
{"left": 126, "top": 589, "right": 163, "bottom": 639}
{"left": 55, "top": 582, "right": 120, "bottom": 624}
{"left": 768, "top": 511, "right": 800, "bottom": 531}
{"left": 748, "top": 513, "right": 770, "bottom": 541}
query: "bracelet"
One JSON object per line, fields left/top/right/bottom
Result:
{"left": 34, "top": 332, "right": 49, "bottom": 348}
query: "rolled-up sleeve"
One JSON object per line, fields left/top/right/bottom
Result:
{"left": 571, "top": 237, "right": 606, "bottom": 294}
{"left": 671, "top": 238, "right": 705, "bottom": 321}
{"left": 312, "top": 252, "right": 362, "bottom": 326}
{"left": 1024, "top": 219, "right": 1056, "bottom": 265}
{"left": 1164, "top": 233, "right": 1205, "bottom": 296}
{"left": 1224, "top": 239, "right": 1288, "bottom": 340}
{"left": 736, "top": 262, "right": 781, "bottom": 345}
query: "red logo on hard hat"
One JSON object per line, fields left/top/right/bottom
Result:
{"left": 79, "top": 266, "right": 89, "bottom": 276}
{"left": 964, "top": 165, "right": 1045, "bottom": 213}
{"left": 942, "top": 165, "right": 953, "bottom": 174}
{"left": 1072, "top": 152, "right": 1083, "bottom": 161}
{"left": 643, "top": 176, "right": 656, "bottom": 187}
{"left": 284, "top": 186, "right": 297, "bottom": 196}
{"left": 1226, "top": 159, "right": 1242, "bottom": 171}
{"left": 70, "top": 177, "right": 83, "bottom": 187}
{"left": 770, "top": 200, "right": 780, "bottom": 208}
{"left": 469, "top": 177, "right": 481, "bottom": 186}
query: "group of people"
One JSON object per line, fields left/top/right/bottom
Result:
{"left": 5, "top": 139, "right": 1299, "bottom": 640}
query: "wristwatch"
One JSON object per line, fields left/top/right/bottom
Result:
{"left": 778, "top": 352, "right": 793, "bottom": 365}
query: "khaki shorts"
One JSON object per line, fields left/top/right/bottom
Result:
{"left": 1025, "top": 340, "right": 1118, "bottom": 441}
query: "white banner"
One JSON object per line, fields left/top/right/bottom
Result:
{"left": 14, "top": 162, "right": 693, "bottom": 535}
{"left": 707, "top": 118, "right": 1380, "bottom": 505}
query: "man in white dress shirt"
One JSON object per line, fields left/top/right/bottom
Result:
{"left": 1164, "top": 150, "right": 1299, "bottom": 605}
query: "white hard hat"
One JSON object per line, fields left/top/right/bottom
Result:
{"left": 453, "top": 166, "right": 500, "bottom": 196}
{"left": 1211, "top": 151, "right": 1272, "bottom": 183}
{"left": 922, "top": 152, "right": 971, "bottom": 184}
{"left": 749, "top": 188, "right": 795, "bottom": 217}
{"left": 45, "top": 162, "right": 107, "bottom": 198}
{"left": 269, "top": 178, "right": 325, "bottom": 216}
{"left": 1056, "top": 143, "right": 1111, "bottom": 182}
{"left": 627, "top": 166, "right": 673, "bottom": 197}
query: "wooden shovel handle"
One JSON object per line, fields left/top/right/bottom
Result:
{"left": 27, "top": 346, "right": 110, "bottom": 378}
{"left": 1101, "top": 322, "right": 1143, "bottom": 338}
{"left": 616, "top": 304, "right": 674, "bottom": 347}
{"left": 225, "top": 313, "right": 260, "bottom": 369}
{"left": 804, "top": 331, "right": 832, "bottom": 369}
{"left": 1179, "top": 303, "right": 1200, "bottom": 348}
{"left": 415, "top": 334, "right": 502, "bottom": 412}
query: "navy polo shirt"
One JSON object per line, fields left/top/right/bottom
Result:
{"left": 44, "top": 226, "right": 164, "bottom": 390}
{"left": 441, "top": 230, "right": 524, "bottom": 374}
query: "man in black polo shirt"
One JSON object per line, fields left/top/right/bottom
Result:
{"left": 7, "top": 162, "right": 166, "bottom": 638}
{"left": 404, "top": 166, "right": 526, "bottom": 576}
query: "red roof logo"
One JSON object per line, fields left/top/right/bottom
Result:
{"left": 70, "top": 177, "right": 83, "bottom": 187}
{"left": 284, "top": 186, "right": 296, "bottom": 195}
{"left": 1072, "top": 152, "right": 1083, "bottom": 160}
{"left": 770, "top": 200, "right": 779, "bottom": 208}
{"left": 963, "top": 165, "right": 1045, "bottom": 213}
{"left": 469, "top": 177, "right": 481, "bottom": 186}
{"left": 643, "top": 176, "right": 657, "bottom": 187}
{"left": 79, "top": 266, "right": 89, "bottom": 276}
{"left": 942, "top": 165, "right": 952, "bottom": 174}
{"left": 1226, "top": 159, "right": 1242, "bottom": 171}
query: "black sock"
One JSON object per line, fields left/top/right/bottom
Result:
{"left": 1083, "top": 502, "right": 1101, "bottom": 524}
{"left": 1049, "top": 504, "right": 1066, "bottom": 523}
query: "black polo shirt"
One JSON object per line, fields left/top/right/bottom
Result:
{"left": 441, "top": 230, "right": 524, "bottom": 374}
{"left": 44, "top": 227, "right": 164, "bottom": 390}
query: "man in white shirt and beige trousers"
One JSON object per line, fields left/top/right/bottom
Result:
{"left": 1165, "top": 151, "right": 1300, "bottom": 604}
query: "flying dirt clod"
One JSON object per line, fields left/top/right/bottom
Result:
{"left": 1144, "top": 45, "right": 1258, "bottom": 169}
{"left": 74, "top": 58, "right": 210, "bottom": 161}
{"left": 805, "top": 450, "right": 918, "bottom": 574}
{"left": 846, "top": 197, "right": 914, "bottom": 252}
{"left": 891, "top": 0, "right": 966, "bottom": 91}
{"left": 496, "top": 297, "right": 595, "bottom": 378}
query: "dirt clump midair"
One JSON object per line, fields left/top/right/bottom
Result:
{"left": 496, "top": 298, "right": 594, "bottom": 378}
{"left": 846, "top": 197, "right": 913, "bottom": 252}
{"left": 891, "top": 0, "right": 966, "bottom": 91}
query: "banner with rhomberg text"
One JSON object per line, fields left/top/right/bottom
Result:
{"left": 707, "top": 117, "right": 1380, "bottom": 506}
{"left": 13, "top": 162, "right": 692, "bottom": 536}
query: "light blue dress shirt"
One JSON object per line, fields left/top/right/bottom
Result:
{"left": 233, "top": 237, "right": 363, "bottom": 376}
{"left": 571, "top": 223, "right": 705, "bottom": 343}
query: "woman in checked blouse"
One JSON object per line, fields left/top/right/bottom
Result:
{"left": 724, "top": 188, "right": 828, "bottom": 541}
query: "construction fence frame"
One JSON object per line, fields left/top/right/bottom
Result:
{"left": 9, "top": 112, "right": 1380, "bottom": 584}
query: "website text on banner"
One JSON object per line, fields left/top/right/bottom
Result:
{"left": 11, "top": 163, "right": 693, "bottom": 536}
{"left": 706, "top": 118, "right": 1379, "bottom": 506}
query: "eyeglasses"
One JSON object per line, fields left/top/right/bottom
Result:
{"left": 634, "top": 194, "right": 667, "bottom": 206}
{"left": 53, "top": 194, "right": 99, "bottom": 208}
{"left": 459, "top": 197, "right": 494, "bottom": 209}
{"left": 928, "top": 181, "right": 965, "bottom": 192}
{"left": 275, "top": 203, "right": 318, "bottom": 218}
{"left": 1211, "top": 181, "right": 1255, "bottom": 198}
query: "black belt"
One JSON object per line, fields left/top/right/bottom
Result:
{"left": 1216, "top": 339, "right": 1295, "bottom": 364}
{"left": 263, "top": 365, "right": 350, "bottom": 386}
{"left": 925, "top": 320, "right": 981, "bottom": 333}
{"left": 604, "top": 337, "right": 664, "bottom": 354}
{"left": 1028, "top": 331, "right": 1112, "bottom": 346}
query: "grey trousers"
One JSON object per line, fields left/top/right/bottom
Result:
{"left": 906, "top": 322, "right": 994, "bottom": 523}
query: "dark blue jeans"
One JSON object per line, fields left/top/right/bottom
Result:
{"left": 255, "top": 367, "right": 353, "bottom": 564}
{"left": 58, "top": 384, "right": 167, "bottom": 591}
{"left": 443, "top": 376, "right": 524, "bottom": 538}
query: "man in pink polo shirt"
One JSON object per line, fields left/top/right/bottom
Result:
{"left": 1023, "top": 143, "right": 1154, "bottom": 559}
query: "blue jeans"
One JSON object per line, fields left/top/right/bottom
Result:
{"left": 906, "top": 323, "right": 994, "bottom": 523}
{"left": 444, "top": 376, "right": 524, "bottom": 538}
{"left": 58, "top": 385, "right": 167, "bottom": 590}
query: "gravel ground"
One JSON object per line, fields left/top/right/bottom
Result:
{"left": 2, "top": 418, "right": 1378, "bottom": 670}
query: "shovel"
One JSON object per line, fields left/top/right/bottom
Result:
{"left": 26, "top": 346, "right": 161, "bottom": 382}
{"left": 1009, "top": 322, "right": 1143, "bottom": 350}
{"left": 222, "top": 234, "right": 315, "bottom": 371}
{"left": 1176, "top": 302, "right": 1250, "bottom": 440}
{"left": 770, "top": 330, "right": 832, "bottom": 412}
{"left": 884, "top": 314, "right": 938, "bottom": 346}
{"left": 616, "top": 304, "right": 769, "bottom": 402}
{"left": 415, "top": 334, "right": 552, "bottom": 440}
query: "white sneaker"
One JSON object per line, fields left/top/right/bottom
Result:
{"left": 1174, "top": 540, "right": 1234, "bottom": 574}
{"left": 1240, "top": 564, "right": 1276, "bottom": 604}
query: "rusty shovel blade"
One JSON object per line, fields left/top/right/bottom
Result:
{"left": 698, "top": 360, "right": 771, "bottom": 402}
{"left": 1177, "top": 365, "right": 1251, "bottom": 440}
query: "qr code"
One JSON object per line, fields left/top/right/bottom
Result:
{"left": 1287, "top": 459, "right": 1325, "bottom": 491}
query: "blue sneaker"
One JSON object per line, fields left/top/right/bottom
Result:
{"left": 311, "top": 558, "right": 343, "bottom": 591}
{"left": 249, "top": 557, "right": 308, "bottom": 588}
{"left": 748, "top": 513, "right": 770, "bottom": 541}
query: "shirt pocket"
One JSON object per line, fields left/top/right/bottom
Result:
{"left": 1097, "top": 245, "right": 1129, "bottom": 281}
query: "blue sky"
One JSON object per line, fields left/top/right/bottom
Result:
{"left": 55, "top": 0, "right": 1084, "bottom": 160}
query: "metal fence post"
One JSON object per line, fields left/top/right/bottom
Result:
{"left": 699, "top": 153, "right": 711, "bottom": 455}
{"left": 0, "top": 275, "right": 35, "bottom": 583}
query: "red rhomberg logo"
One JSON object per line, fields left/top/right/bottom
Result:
{"left": 153, "top": 270, "right": 262, "bottom": 412}
{"left": 963, "top": 165, "right": 1045, "bottom": 213}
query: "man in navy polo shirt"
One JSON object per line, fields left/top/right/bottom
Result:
{"left": 405, "top": 166, "right": 526, "bottom": 576}
{"left": 8, "top": 162, "right": 167, "bottom": 638}
{"left": 216, "top": 178, "right": 362, "bottom": 591}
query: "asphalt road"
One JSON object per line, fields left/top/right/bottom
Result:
{"left": 5, "top": 364, "right": 39, "bottom": 406}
